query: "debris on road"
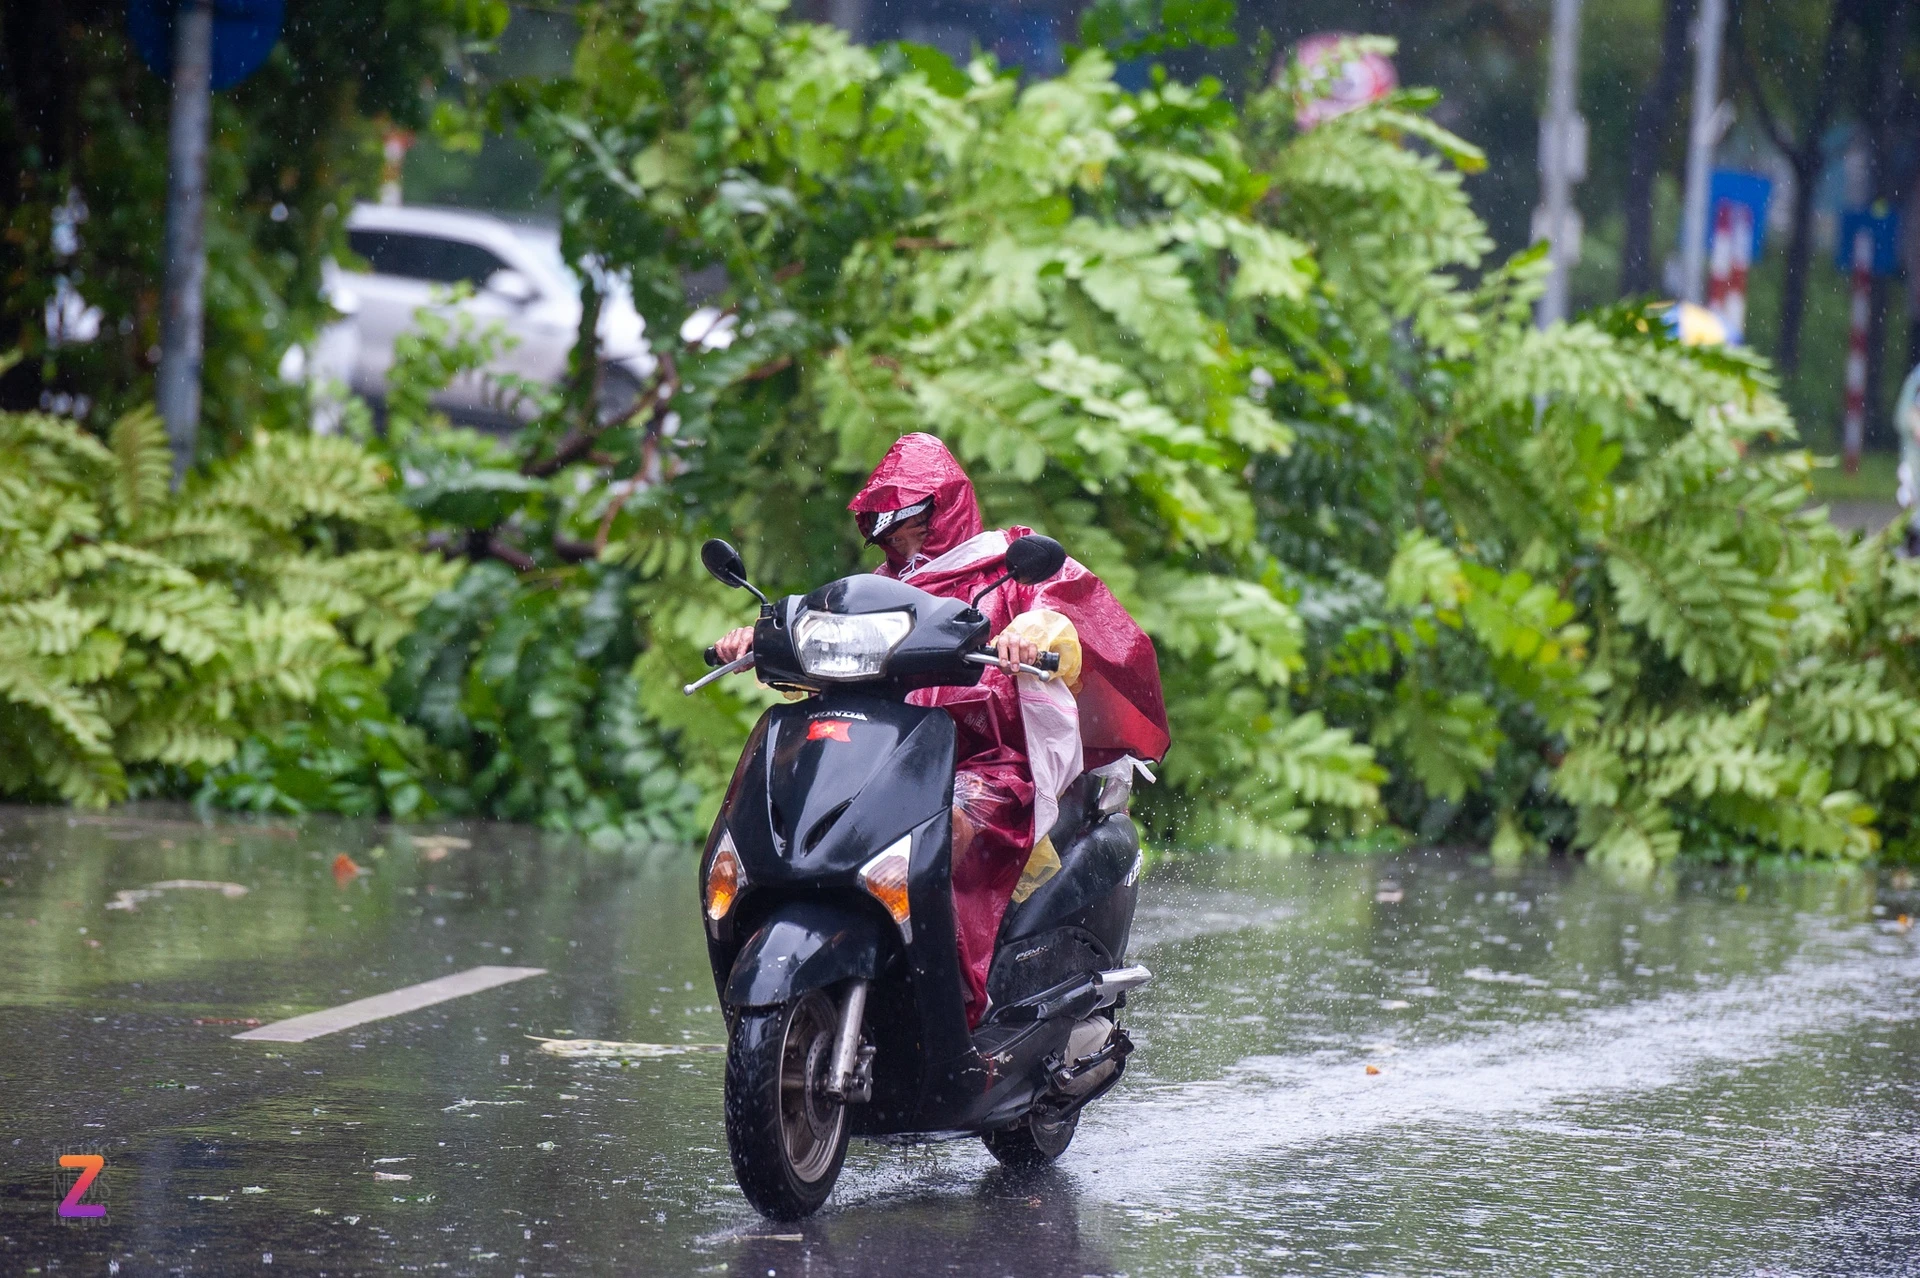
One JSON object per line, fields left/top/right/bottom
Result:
{"left": 411, "top": 836, "right": 470, "bottom": 862}
{"left": 107, "top": 880, "right": 250, "bottom": 911}
{"left": 331, "top": 854, "right": 364, "bottom": 885}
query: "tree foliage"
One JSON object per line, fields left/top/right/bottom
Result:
{"left": 0, "top": 387, "right": 454, "bottom": 809}
{"left": 0, "top": 0, "right": 508, "bottom": 449}
{"left": 12, "top": 1, "right": 1920, "bottom": 869}
{"left": 452, "top": 0, "right": 1920, "bottom": 863}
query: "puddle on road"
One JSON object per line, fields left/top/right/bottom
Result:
{"left": 0, "top": 804, "right": 1916, "bottom": 1275}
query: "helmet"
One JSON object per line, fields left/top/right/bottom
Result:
{"left": 855, "top": 495, "right": 935, "bottom": 544}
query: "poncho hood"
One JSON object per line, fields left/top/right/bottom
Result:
{"left": 848, "top": 433, "right": 984, "bottom": 570}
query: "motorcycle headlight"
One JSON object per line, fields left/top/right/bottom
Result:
{"left": 792, "top": 609, "right": 913, "bottom": 681}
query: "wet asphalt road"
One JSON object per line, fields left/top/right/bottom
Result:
{"left": 3, "top": 805, "right": 1919, "bottom": 1276}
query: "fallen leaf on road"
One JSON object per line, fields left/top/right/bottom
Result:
{"left": 107, "top": 880, "right": 249, "bottom": 911}
{"left": 528, "top": 1036, "right": 724, "bottom": 1059}
{"left": 1365, "top": 1065, "right": 1381, "bottom": 1076}
{"left": 331, "top": 854, "right": 363, "bottom": 885}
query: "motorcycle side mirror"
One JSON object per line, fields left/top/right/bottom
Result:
{"left": 970, "top": 535, "right": 1068, "bottom": 608}
{"left": 702, "top": 539, "right": 748, "bottom": 588}
{"left": 1005, "top": 535, "right": 1066, "bottom": 585}
{"left": 702, "top": 539, "right": 771, "bottom": 609}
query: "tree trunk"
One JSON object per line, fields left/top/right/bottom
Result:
{"left": 1861, "top": 0, "right": 1913, "bottom": 449}
{"left": 0, "top": 0, "right": 86, "bottom": 408}
{"left": 1773, "top": 1, "right": 1851, "bottom": 378}
{"left": 1776, "top": 151, "right": 1824, "bottom": 378}
{"left": 1620, "top": 0, "right": 1696, "bottom": 297}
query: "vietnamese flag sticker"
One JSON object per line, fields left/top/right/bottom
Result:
{"left": 807, "top": 720, "right": 853, "bottom": 743}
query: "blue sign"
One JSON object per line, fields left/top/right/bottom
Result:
{"left": 1697, "top": 170, "right": 1774, "bottom": 256}
{"left": 128, "top": 0, "right": 284, "bottom": 92}
{"left": 1836, "top": 207, "right": 1901, "bottom": 277}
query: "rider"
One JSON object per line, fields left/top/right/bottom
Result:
{"left": 712, "top": 433, "right": 1168, "bottom": 1027}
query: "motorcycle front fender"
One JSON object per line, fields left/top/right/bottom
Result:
{"left": 723, "top": 901, "right": 882, "bottom": 1010}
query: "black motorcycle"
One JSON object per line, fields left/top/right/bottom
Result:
{"left": 685, "top": 534, "right": 1151, "bottom": 1219}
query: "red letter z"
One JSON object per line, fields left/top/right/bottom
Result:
{"left": 58, "top": 1155, "right": 104, "bottom": 1218}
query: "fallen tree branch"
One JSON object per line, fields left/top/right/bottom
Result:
{"left": 465, "top": 529, "right": 538, "bottom": 573}
{"left": 521, "top": 351, "right": 679, "bottom": 479}
{"left": 552, "top": 533, "right": 599, "bottom": 563}
{"left": 740, "top": 354, "right": 793, "bottom": 382}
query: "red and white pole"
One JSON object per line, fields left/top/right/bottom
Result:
{"left": 1844, "top": 226, "right": 1873, "bottom": 472}
{"left": 1706, "top": 199, "right": 1752, "bottom": 345}
{"left": 380, "top": 129, "right": 414, "bottom": 207}
{"left": 1725, "top": 203, "right": 1750, "bottom": 344}
{"left": 1707, "top": 199, "right": 1733, "bottom": 315}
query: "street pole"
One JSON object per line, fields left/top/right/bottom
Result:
{"left": 157, "top": 0, "right": 213, "bottom": 487}
{"left": 1537, "top": 0, "right": 1583, "bottom": 328}
{"left": 1679, "top": 0, "right": 1728, "bottom": 305}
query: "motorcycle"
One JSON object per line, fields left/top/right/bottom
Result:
{"left": 685, "top": 534, "right": 1152, "bottom": 1219}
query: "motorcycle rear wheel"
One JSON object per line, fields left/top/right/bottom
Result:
{"left": 982, "top": 1108, "right": 1078, "bottom": 1168}
{"left": 724, "top": 990, "right": 849, "bottom": 1219}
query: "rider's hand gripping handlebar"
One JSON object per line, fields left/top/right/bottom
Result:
{"left": 965, "top": 650, "right": 1060, "bottom": 681}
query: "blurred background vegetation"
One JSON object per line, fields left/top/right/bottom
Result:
{"left": 5, "top": 0, "right": 1920, "bottom": 870}
{"left": 394, "top": 0, "right": 1920, "bottom": 464}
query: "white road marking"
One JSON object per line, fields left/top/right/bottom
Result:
{"left": 232, "top": 966, "right": 547, "bottom": 1043}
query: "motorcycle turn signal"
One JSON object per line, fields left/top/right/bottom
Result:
{"left": 858, "top": 836, "right": 912, "bottom": 940}
{"left": 705, "top": 833, "right": 745, "bottom": 923}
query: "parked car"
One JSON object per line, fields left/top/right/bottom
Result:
{"left": 334, "top": 203, "right": 655, "bottom": 429}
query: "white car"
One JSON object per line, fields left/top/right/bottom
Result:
{"left": 335, "top": 204, "right": 655, "bottom": 429}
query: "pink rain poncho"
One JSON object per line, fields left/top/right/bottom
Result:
{"left": 848, "top": 434, "right": 1169, "bottom": 1025}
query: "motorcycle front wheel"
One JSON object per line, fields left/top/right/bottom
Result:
{"left": 724, "top": 989, "right": 849, "bottom": 1219}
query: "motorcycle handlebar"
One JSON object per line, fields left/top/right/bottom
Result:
{"left": 963, "top": 652, "right": 1057, "bottom": 682}
{"left": 691, "top": 642, "right": 1061, "bottom": 694}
